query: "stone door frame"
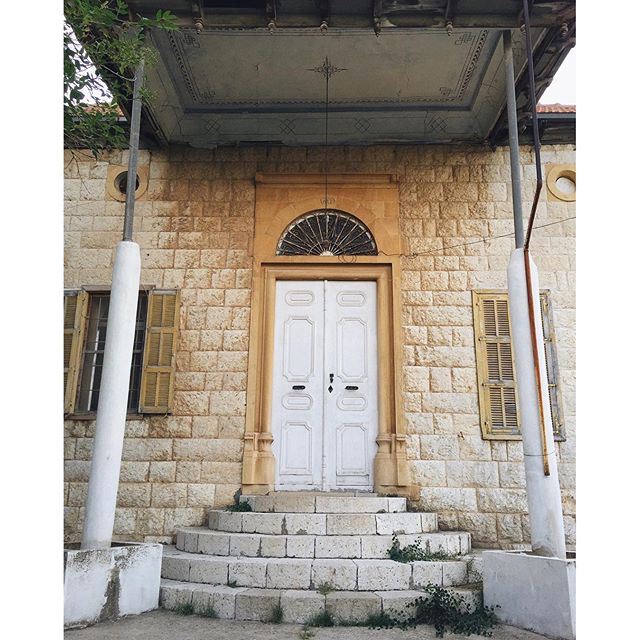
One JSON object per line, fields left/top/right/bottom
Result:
{"left": 241, "top": 173, "right": 411, "bottom": 496}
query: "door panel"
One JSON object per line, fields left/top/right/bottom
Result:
{"left": 324, "top": 281, "right": 378, "bottom": 489}
{"left": 272, "top": 281, "right": 325, "bottom": 489}
{"left": 337, "top": 317, "right": 368, "bottom": 381}
{"left": 283, "top": 317, "right": 316, "bottom": 381}
{"left": 272, "top": 280, "right": 378, "bottom": 491}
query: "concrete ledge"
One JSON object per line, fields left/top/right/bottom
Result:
{"left": 482, "top": 550, "right": 576, "bottom": 640}
{"left": 64, "top": 542, "right": 162, "bottom": 629}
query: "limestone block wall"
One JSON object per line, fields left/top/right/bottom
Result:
{"left": 63, "top": 144, "right": 575, "bottom": 549}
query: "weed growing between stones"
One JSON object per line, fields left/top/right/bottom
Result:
{"left": 298, "top": 627, "right": 315, "bottom": 639}
{"left": 268, "top": 604, "right": 284, "bottom": 624}
{"left": 410, "top": 584, "right": 498, "bottom": 637}
{"left": 197, "top": 605, "right": 218, "bottom": 618}
{"left": 226, "top": 502, "right": 252, "bottom": 512}
{"left": 387, "top": 534, "right": 459, "bottom": 563}
{"left": 174, "top": 602, "right": 194, "bottom": 616}
{"left": 361, "top": 611, "right": 398, "bottom": 629}
{"left": 315, "top": 582, "right": 335, "bottom": 595}
{"left": 301, "top": 585, "right": 496, "bottom": 636}
{"left": 228, "top": 580, "right": 238, "bottom": 588}
{"left": 305, "top": 611, "right": 335, "bottom": 627}
{"left": 465, "top": 557, "right": 483, "bottom": 583}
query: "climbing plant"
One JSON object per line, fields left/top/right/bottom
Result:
{"left": 387, "top": 534, "right": 459, "bottom": 563}
{"left": 410, "top": 584, "right": 498, "bottom": 637}
{"left": 64, "top": 0, "right": 176, "bottom": 156}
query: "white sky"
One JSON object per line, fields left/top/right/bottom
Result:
{"left": 539, "top": 48, "right": 576, "bottom": 105}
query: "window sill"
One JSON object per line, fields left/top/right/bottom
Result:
{"left": 64, "top": 413, "right": 146, "bottom": 421}
{"left": 481, "top": 433, "right": 567, "bottom": 443}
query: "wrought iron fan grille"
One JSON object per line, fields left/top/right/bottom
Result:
{"left": 276, "top": 210, "right": 378, "bottom": 256}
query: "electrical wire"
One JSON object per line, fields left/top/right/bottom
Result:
{"left": 373, "top": 215, "right": 576, "bottom": 259}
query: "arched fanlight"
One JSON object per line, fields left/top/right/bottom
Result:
{"left": 276, "top": 210, "right": 378, "bottom": 256}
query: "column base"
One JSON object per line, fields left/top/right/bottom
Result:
{"left": 241, "top": 431, "right": 275, "bottom": 493}
{"left": 373, "top": 433, "right": 412, "bottom": 496}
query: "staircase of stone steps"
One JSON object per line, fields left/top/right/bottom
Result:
{"left": 160, "top": 493, "right": 484, "bottom": 624}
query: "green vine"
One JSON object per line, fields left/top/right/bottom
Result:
{"left": 304, "top": 584, "right": 497, "bottom": 637}
{"left": 387, "top": 534, "right": 459, "bottom": 563}
{"left": 225, "top": 501, "right": 252, "bottom": 512}
{"left": 410, "top": 584, "right": 498, "bottom": 637}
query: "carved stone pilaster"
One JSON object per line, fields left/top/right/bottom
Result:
{"left": 242, "top": 431, "right": 275, "bottom": 493}
{"left": 374, "top": 433, "right": 411, "bottom": 496}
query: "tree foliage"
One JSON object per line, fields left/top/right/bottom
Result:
{"left": 64, "top": 0, "right": 176, "bottom": 157}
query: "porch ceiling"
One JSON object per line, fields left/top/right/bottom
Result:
{"left": 127, "top": 1, "right": 575, "bottom": 147}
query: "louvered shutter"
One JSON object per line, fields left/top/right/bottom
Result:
{"left": 540, "top": 292, "right": 564, "bottom": 437}
{"left": 473, "top": 292, "right": 520, "bottom": 439}
{"left": 473, "top": 290, "right": 565, "bottom": 440}
{"left": 64, "top": 290, "right": 88, "bottom": 413}
{"left": 139, "top": 290, "right": 180, "bottom": 413}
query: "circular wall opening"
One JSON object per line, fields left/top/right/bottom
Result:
{"left": 555, "top": 175, "right": 576, "bottom": 197}
{"left": 115, "top": 171, "right": 140, "bottom": 196}
{"left": 546, "top": 166, "right": 576, "bottom": 202}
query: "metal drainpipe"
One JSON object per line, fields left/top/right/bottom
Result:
{"left": 521, "top": 0, "right": 549, "bottom": 475}
{"left": 123, "top": 59, "right": 145, "bottom": 241}
{"left": 502, "top": 30, "right": 524, "bottom": 249}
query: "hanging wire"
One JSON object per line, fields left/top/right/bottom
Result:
{"left": 307, "top": 57, "right": 347, "bottom": 218}
{"left": 374, "top": 215, "right": 576, "bottom": 259}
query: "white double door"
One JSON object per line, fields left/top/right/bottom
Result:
{"left": 272, "top": 280, "right": 378, "bottom": 491}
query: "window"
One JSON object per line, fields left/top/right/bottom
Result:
{"left": 472, "top": 290, "right": 564, "bottom": 440}
{"left": 64, "top": 289, "right": 179, "bottom": 416}
{"left": 75, "top": 293, "right": 148, "bottom": 413}
{"left": 276, "top": 210, "right": 378, "bottom": 256}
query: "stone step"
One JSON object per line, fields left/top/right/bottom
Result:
{"left": 239, "top": 494, "right": 406, "bottom": 513}
{"left": 208, "top": 510, "right": 438, "bottom": 536}
{"left": 176, "top": 527, "right": 471, "bottom": 558}
{"left": 467, "top": 551, "right": 484, "bottom": 582}
{"left": 161, "top": 547, "right": 472, "bottom": 592}
{"left": 160, "top": 579, "right": 483, "bottom": 623}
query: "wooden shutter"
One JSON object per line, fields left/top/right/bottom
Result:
{"left": 473, "top": 292, "right": 520, "bottom": 439}
{"left": 473, "top": 290, "right": 565, "bottom": 440}
{"left": 139, "top": 290, "right": 180, "bottom": 413}
{"left": 64, "top": 290, "right": 88, "bottom": 413}
{"left": 540, "top": 291, "right": 565, "bottom": 438}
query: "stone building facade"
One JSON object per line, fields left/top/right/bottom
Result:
{"left": 63, "top": 142, "right": 576, "bottom": 550}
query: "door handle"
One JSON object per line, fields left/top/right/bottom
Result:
{"left": 345, "top": 386, "right": 359, "bottom": 391}
{"left": 292, "top": 385, "right": 306, "bottom": 390}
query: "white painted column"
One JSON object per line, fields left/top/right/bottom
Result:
{"left": 507, "top": 248, "right": 566, "bottom": 559}
{"left": 81, "top": 241, "right": 141, "bottom": 549}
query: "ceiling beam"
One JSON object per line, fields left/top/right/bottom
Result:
{"left": 125, "top": 1, "right": 575, "bottom": 30}
{"left": 488, "top": 21, "right": 575, "bottom": 147}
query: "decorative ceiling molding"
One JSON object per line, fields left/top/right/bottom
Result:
{"left": 137, "top": 19, "right": 568, "bottom": 147}
{"left": 163, "top": 28, "right": 490, "bottom": 109}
